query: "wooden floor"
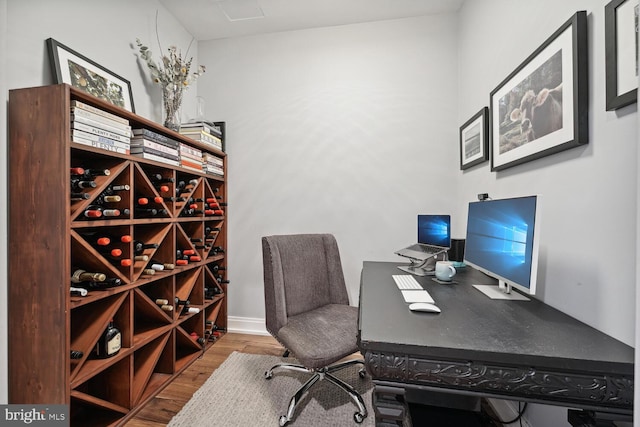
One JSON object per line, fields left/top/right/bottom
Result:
{"left": 124, "top": 333, "right": 284, "bottom": 426}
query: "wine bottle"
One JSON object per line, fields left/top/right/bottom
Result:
{"left": 150, "top": 174, "right": 175, "bottom": 184}
{"left": 151, "top": 259, "right": 175, "bottom": 270}
{"left": 210, "top": 264, "right": 226, "bottom": 273}
{"left": 95, "top": 194, "right": 122, "bottom": 204}
{"left": 70, "top": 350, "right": 84, "bottom": 359}
{"left": 71, "top": 269, "right": 106, "bottom": 283}
{"left": 137, "top": 196, "right": 164, "bottom": 205}
{"left": 134, "top": 241, "right": 159, "bottom": 254}
{"left": 73, "top": 277, "right": 122, "bottom": 289}
{"left": 134, "top": 255, "right": 149, "bottom": 262}
{"left": 70, "top": 179, "right": 96, "bottom": 191}
{"left": 102, "top": 184, "right": 130, "bottom": 195}
{"left": 70, "top": 286, "right": 88, "bottom": 297}
{"left": 155, "top": 298, "right": 174, "bottom": 312}
{"left": 135, "top": 207, "right": 168, "bottom": 217}
{"left": 182, "top": 306, "right": 200, "bottom": 315}
{"left": 80, "top": 232, "right": 132, "bottom": 248}
{"left": 215, "top": 275, "right": 230, "bottom": 284}
{"left": 82, "top": 168, "right": 111, "bottom": 177}
{"left": 95, "top": 320, "right": 121, "bottom": 359}
{"left": 83, "top": 206, "right": 121, "bottom": 218}
{"left": 175, "top": 297, "right": 190, "bottom": 311}
{"left": 204, "top": 285, "right": 222, "bottom": 299}
{"left": 158, "top": 304, "right": 173, "bottom": 312}
{"left": 211, "top": 246, "right": 225, "bottom": 254}
{"left": 147, "top": 261, "right": 165, "bottom": 271}
{"left": 70, "top": 192, "right": 91, "bottom": 201}
{"left": 105, "top": 255, "right": 132, "bottom": 267}
{"left": 205, "top": 209, "right": 224, "bottom": 216}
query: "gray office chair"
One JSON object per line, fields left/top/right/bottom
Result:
{"left": 262, "top": 234, "right": 368, "bottom": 426}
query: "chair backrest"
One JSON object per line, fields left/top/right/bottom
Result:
{"left": 262, "top": 234, "right": 350, "bottom": 335}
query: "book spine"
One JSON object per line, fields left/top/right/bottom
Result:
{"left": 71, "top": 109, "right": 132, "bottom": 135}
{"left": 132, "top": 151, "right": 180, "bottom": 166}
{"left": 129, "top": 138, "right": 180, "bottom": 157}
{"left": 130, "top": 146, "right": 180, "bottom": 161}
{"left": 179, "top": 143, "right": 202, "bottom": 158}
{"left": 181, "top": 158, "right": 203, "bottom": 170}
{"left": 72, "top": 135, "right": 130, "bottom": 155}
{"left": 203, "top": 154, "right": 224, "bottom": 166}
{"left": 180, "top": 122, "right": 222, "bottom": 138}
{"left": 72, "top": 121, "right": 131, "bottom": 144}
{"left": 72, "top": 129, "right": 130, "bottom": 150}
{"left": 203, "top": 166, "right": 224, "bottom": 176}
{"left": 132, "top": 128, "right": 179, "bottom": 148}
{"left": 71, "top": 100, "right": 129, "bottom": 125}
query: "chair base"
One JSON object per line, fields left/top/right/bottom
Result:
{"left": 264, "top": 358, "right": 368, "bottom": 426}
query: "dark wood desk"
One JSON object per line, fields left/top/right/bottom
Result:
{"left": 357, "top": 261, "right": 633, "bottom": 426}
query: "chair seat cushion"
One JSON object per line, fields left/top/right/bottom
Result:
{"left": 276, "top": 304, "right": 359, "bottom": 369}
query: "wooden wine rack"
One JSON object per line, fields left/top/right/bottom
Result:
{"left": 8, "top": 84, "right": 228, "bottom": 426}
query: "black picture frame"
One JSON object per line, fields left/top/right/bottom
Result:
{"left": 459, "top": 107, "right": 489, "bottom": 170}
{"left": 489, "top": 11, "right": 588, "bottom": 172}
{"left": 46, "top": 38, "right": 135, "bottom": 113}
{"left": 605, "top": 0, "right": 638, "bottom": 111}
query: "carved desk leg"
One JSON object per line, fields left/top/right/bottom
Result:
{"left": 372, "top": 383, "right": 409, "bottom": 426}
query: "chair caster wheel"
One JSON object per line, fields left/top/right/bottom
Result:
{"left": 354, "top": 412, "right": 365, "bottom": 423}
{"left": 279, "top": 415, "right": 289, "bottom": 426}
{"left": 358, "top": 368, "right": 366, "bottom": 378}
{"left": 265, "top": 370, "right": 273, "bottom": 380}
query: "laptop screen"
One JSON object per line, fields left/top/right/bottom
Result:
{"left": 418, "top": 215, "right": 451, "bottom": 247}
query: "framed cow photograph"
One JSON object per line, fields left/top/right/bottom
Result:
{"left": 490, "top": 11, "right": 588, "bottom": 171}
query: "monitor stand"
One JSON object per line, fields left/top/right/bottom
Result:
{"left": 472, "top": 281, "right": 530, "bottom": 301}
{"left": 397, "top": 258, "right": 435, "bottom": 276}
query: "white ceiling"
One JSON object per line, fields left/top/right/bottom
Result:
{"left": 159, "top": 0, "right": 465, "bottom": 41}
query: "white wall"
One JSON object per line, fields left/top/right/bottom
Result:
{"left": 0, "top": 0, "right": 201, "bottom": 404}
{"left": 457, "top": 1, "right": 637, "bottom": 426}
{"left": 197, "top": 14, "right": 459, "bottom": 318}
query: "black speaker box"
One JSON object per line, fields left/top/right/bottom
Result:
{"left": 448, "top": 239, "right": 465, "bottom": 262}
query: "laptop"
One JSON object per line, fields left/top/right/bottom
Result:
{"left": 395, "top": 214, "right": 451, "bottom": 275}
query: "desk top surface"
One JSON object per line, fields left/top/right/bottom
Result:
{"left": 358, "top": 261, "right": 633, "bottom": 375}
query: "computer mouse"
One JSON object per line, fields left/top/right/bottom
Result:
{"left": 408, "top": 302, "right": 441, "bottom": 313}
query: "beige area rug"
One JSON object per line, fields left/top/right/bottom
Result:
{"left": 168, "top": 351, "right": 375, "bottom": 427}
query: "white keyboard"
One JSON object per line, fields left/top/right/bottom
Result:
{"left": 393, "top": 275, "right": 435, "bottom": 304}
{"left": 393, "top": 275, "right": 423, "bottom": 290}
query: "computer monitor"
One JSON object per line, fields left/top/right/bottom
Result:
{"left": 464, "top": 195, "right": 541, "bottom": 301}
{"left": 418, "top": 214, "right": 451, "bottom": 247}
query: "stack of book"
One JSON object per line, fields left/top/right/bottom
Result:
{"left": 180, "top": 143, "right": 203, "bottom": 172}
{"left": 202, "top": 153, "right": 224, "bottom": 177}
{"left": 179, "top": 122, "right": 223, "bottom": 151}
{"left": 130, "top": 128, "right": 180, "bottom": 166}
{"left": 70, "top": 100, "right": 131, "bottom": 155}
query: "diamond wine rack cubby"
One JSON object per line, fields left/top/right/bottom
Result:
{"left": 8, "top": 84, "right": 228, "bottom": 426}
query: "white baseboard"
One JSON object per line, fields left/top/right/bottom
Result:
{"left": 486, "top": 398, "right": 533, "bottom": 427}
{"left": 227, "top": 316, "right": 269, "bottom": 336}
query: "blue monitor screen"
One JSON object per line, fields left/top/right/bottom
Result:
{"left": 418, "top": 215, "right": 451, "bottom": 247}
{"left": 464, "top": 196, "right": 539, "bottom": 292}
